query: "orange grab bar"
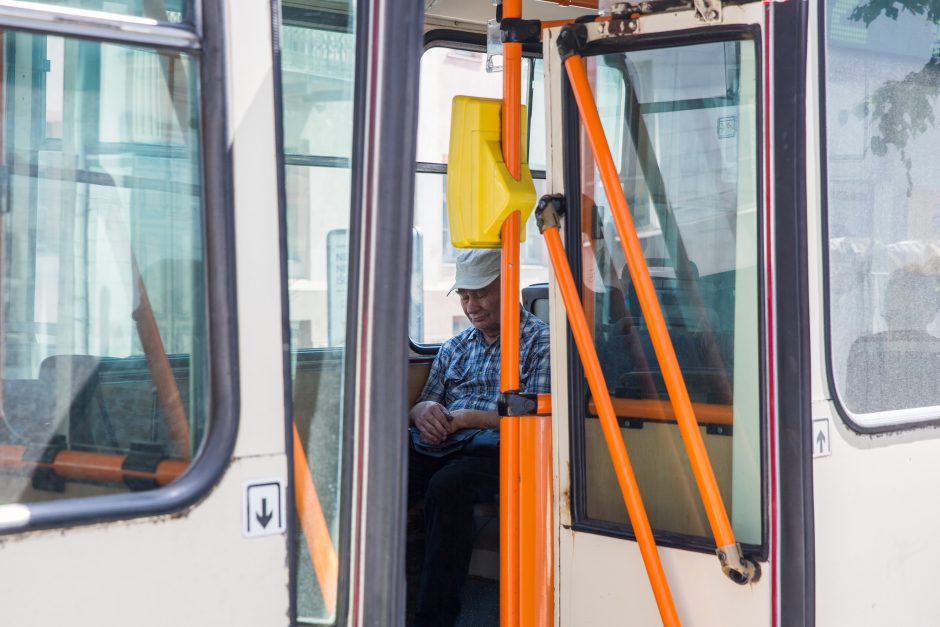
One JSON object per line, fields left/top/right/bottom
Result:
{"left": 500, "top": 1, "right": 523, "bottom": 623}
{"left": 541, "top": 223, "right": 680, "bottom": 626}
{"left": 519, "top": 414, "right": 553, "bottom": 627}
{"left": 500, "top": 212, "right": 522, "bottom": 627}
{"left": 292, "top": 423, "right": 339, "bottom": 613}
{"left": 564, "top": 54, "right": 756, "bottom": 582}
{"left": 588, "top": 398, "right": 733, "bottom": 426}
{"left": 0, "top": 444, "right": 186, "bottom": 486}
{"left": 540, "top": 16, "right": 611, "bottom": 37}
{"left": 131, "top": 259, "right": 191, "bottom": 459}
{"left": 501, "top": 213, "right": 522, "bottom": 391}
{"left": 536, "top": 393, "right": 552, "bottom": 416}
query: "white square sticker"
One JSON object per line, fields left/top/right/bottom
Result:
{"left": 243, "top": 478, "right": 286, "bottom": 538}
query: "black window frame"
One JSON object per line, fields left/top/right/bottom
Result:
{"left": 561, "top": 25, "right": 770, "bottom": 562}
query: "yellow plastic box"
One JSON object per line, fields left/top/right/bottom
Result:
{"left": 446, "top": 96, "right": 537, "bottom": 248}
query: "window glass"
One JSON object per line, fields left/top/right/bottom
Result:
{"left": 26, "top": 0, "right": 187, "bottom": 22}
{"left": 279, "top": 3, "right": 355, "bottom": 623}
{"left": 411, "top": 46, "right": 548, "bottom": 346}
{"left": 0, "top": 32, "right": 206, "bottom": 503}
{"left": 578, "top": 40, "right": 761, "bottom": 545}
{"left": 825, "top": 3, "right": 940, "bottom": 427}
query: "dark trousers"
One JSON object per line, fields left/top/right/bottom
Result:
{"left": 408, "top": 448, "right": 499, "bottom": 627}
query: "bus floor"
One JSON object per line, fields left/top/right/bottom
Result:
{"left": 405, "top": 574, "right": 499, "bottom": 626}
{"left": 406, "top": 504, "right": 500, "bottom": 625}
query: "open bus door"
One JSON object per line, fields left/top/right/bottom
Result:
{"left": 538, "top": 1, "right": 813, "bottom": 624}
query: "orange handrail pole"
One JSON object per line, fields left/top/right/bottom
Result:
{"left": 500, "top": 214, "right": 522, "bottom": 627}
{"left": 131, "top": 259, "right": 191, "bottom": 459}
{"left": 503, "top": 0, "right": 522, "bottom": 183}
{"left": 501, "top": 214, "right": 522, "bottom": 390}
{"left": 563, "top": 54, "right": 749, "bottom": 574}
{"left": 292, "top": 423, "right": 339, "bottom": 613}
{"left": 500, "top": 1, "right": 524, "bottom": 625}
{"left": 0, "top": 443, "right": 186, "bottom": 486}
{"left": 588, "top": 398, "right": 734, "bottom": 426}
{"left": 541, "top": 221, "right": 680, "bottom": 627}
{"left": 519, "top": 413, "right": 554, "bottom": 627}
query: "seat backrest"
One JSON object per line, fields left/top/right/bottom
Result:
{"left": 845, "top": 330, "right": 940, "bottom": 413}
{"left": 522, "top": 283, "right": 550, "bottom": 324}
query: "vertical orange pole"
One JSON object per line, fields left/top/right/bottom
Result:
{"left": 518, "top": 414, "right": 537, "bottom": 626}
{"left": 517, "top": 413, "right": 554, "bottom": 627}
{"left": 542, "top": 224, "right": 680, "bottom": 626}
{"left": 564, "top": 55, "right": 736, "bottom": 552}
{"left": 499, "top": 213, "right": 521, "bottom": 627}
{"left": 500, "top": 2, "right": 523, "bottom": 625}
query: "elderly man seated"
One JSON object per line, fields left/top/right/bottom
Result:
{"left": 408, "top": 248, "right": 550, "bottom": 627}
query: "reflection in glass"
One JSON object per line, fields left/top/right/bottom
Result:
{"left": 0, "top": 32, "right": 206, "bottom": 503}
{"left": 579, "top": 39, "right": 761, "bottom": 545}
{"left": 826, "top": 4, "right": 940, "bottom": 425}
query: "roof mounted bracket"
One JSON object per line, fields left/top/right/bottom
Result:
{"left": 692, "top": 0, "right": 722, "bottom": 23}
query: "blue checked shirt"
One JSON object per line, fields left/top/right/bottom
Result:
{"left": 417, "top": 308, "right": 551, "bottom": 412}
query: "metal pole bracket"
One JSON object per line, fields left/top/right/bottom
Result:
{"left": 535, "top": 193, "right": 566, "bottom": 233}
{"left": 717, "top": 542, "right": 761, "bottom": 585}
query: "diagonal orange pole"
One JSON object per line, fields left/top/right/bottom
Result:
{"left": 540, "top": 208, "right": 680, "bottom": 626}
{"left": 563, "top": 52, "right": 754, "bottom": 581}
{"left": 293, "top": 423, "right": 339, "bottom": 612}
{"left": 131, "top": 258, "right": 191, "bottom": 459}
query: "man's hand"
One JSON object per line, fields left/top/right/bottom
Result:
{"left": 410, "top": 401, "right": 455, "bottom": 444}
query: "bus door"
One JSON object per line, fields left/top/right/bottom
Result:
{"left": 541, "top": 1, "right": 813, "bottom": 624}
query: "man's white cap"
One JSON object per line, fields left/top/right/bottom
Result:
{"left": 447, "top": 249, "right": 501, "bottom": 296}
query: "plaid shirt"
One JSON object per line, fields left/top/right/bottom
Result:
{"left": 417, "top": 308, "right": 551, "bottom": 412}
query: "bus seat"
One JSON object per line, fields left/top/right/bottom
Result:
{"left": 522, "top": 282, "right": 550, "bottom": 324}
{"left": 1, "top": 377, "right": 54, "bottom": 442}
{"left": 845, "top": 330, "right": 940, "bottom": 413}
{"left": 845, "top": 270, "right": 940, "bottom": 413}
{"left": 38, "top": 355, "right": 120, "bottom": 449}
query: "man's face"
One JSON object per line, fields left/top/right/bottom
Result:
{"left": 457, "top": 278, "right": 501, "bottom": 339}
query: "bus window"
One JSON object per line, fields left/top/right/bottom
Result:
{"left": 0, "top": 31, "right": 207, "bottom": 502}
{"left": 573, "top": 38, "right": 763, "bottom": 547}
{"left": 411, "top": 44, "right": 548, "bottom": 347}
{"left": 278, "top": 2, "right": 356, "bottom": 622}
{"left": 824, "top": 4, "right": 940, "bottom": 429}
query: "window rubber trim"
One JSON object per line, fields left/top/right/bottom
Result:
{"left": 2, "top": 0, "right": 239, "bottom": 533}
{"left": 562, "top": 24, "right": 769, "bottom": 562}
{"left": 817, "top": 0, "right": 940, "bottom": 435}
{"left": 773, "top": 1, "right": 815, "bottom": 625}
{"left": 268, "top": 0, "right": 299, "bottom": 623}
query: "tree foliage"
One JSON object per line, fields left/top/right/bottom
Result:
{"left": 850, "top": 0, "right": 940, "bottom": 26}
{"left": 849, "top": 1, "right": 940, "bottom": 193}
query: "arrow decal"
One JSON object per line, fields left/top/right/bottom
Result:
{"left": 256, "top": 497, "right": 274, "bottom": 529}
